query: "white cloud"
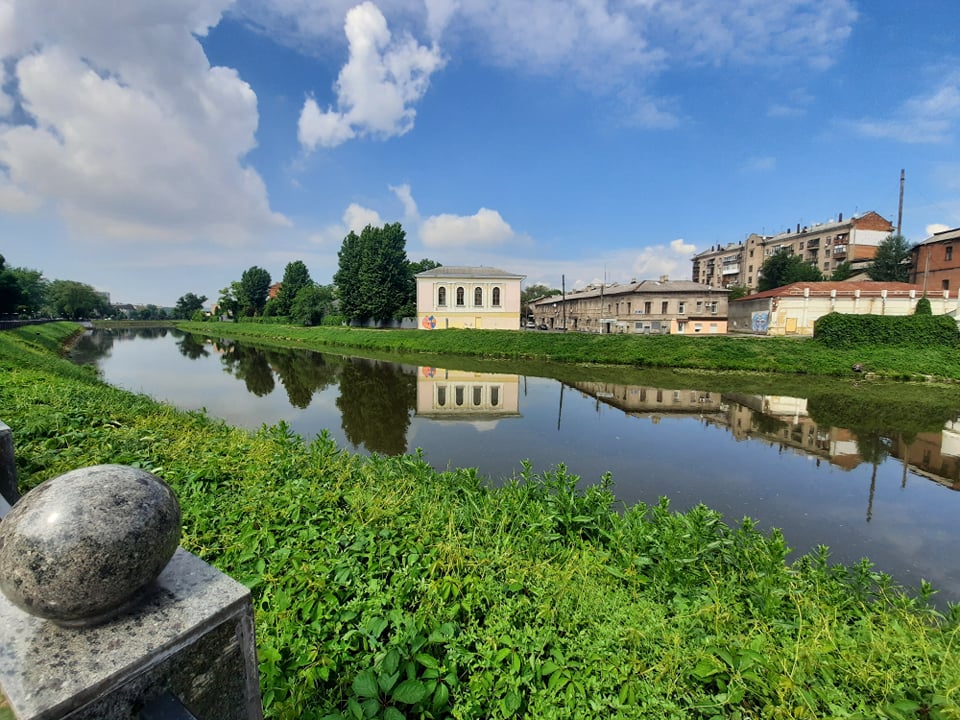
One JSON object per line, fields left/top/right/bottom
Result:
{"left": 845, "top": 71, "right": 960, "bottom": 144}
{"left": 740, "top": 156, "right": 777, "bottom": 173}
{"left": 420, "top": 207, "right": 515, "bottom": 248}
{"left": 926, "top": 224, "right": 951, "bottom": 236}
{"left": 298, "top": 2, "right": 445, "bottom": 150}
{"left": 389, "top": 182, "right": 419, "bottom": 219}
{"left": 310, "top": 202, "right": 384, "bottom": 245}
{"left": 0, "top": 0, "right": 288, "bottom": 244}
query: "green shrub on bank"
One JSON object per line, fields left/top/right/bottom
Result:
{"left": 814, "top": 312, "right": 960, "bottom": 349}
{"left": 3, "top": 323, "right": 959, "bottom": 719}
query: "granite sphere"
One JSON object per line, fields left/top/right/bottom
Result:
{"left": 0, "top": 464, "right": 181, "bottom": 625}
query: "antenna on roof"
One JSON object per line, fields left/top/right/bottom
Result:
{"left": 897, "top": 168, "right": 905, "bottom": 236}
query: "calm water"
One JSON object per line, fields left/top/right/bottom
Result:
{"left": 71, "top": 327, "right": 960, "bottom": 604}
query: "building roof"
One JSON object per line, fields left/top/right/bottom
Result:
{"left": 915, "top": 227, "right": 960, "bottom": 246}
{"left": 735, "top": 281, "right": 922, "bottom": 302}
{"left": 531, "top": 279, "right": 725, "bottom": 306}
{"left": 415, "top": 266, "right": 525, "bottom": 279}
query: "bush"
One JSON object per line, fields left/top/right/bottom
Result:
{"left": 915, "top": 297, "right": 932, "bottom": 315}
{"left": 814, "top": 312, "right": 960, "bottom": 349}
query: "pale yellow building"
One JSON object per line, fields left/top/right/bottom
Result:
{"left": 415, "top": 266, "right": 524, "bottom": 330}
{"left": 415, "top": 367, "right": 521, "bottom": 419}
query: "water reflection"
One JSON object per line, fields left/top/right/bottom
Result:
{"left": 416, "top": 367, "right": 521, "bottom": 419}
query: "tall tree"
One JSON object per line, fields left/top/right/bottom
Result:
{"left": 0, "top": 255, "right": 23, "bottom": 314}
{"left": 757, "top": 252, "right": 823, "bottom": 291}
{"left": 867, "top": 234, "right": 912, "bottom": 282}
{"left": 173, "top": 292, "right": 208, "bottom": 319}
{"left": 238, "top": 266, "right": 271, "bottom": 317}
{"left": 334, "top": 223, "right": 410, "bottom": 323}
{"left": 274, "top": 260, "right": 312, "bottom": 316}
{"left": 45, "top": 279, "right": 110, "bottom": 319}
{"left": 830, "top": 261, "right": 854, "bottom": 281}
{"left": 290, "top": 283, "right": 336, "bottom": 326}
{"left": 521, "top": 283, "right": 561, "bottom": 317}
{"left": 397, "top": 258, "right": 441, "bottom": 319}
{"left": 217, "top": 282, "right": 241, "bottom": 320}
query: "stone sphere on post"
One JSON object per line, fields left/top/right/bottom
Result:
{"left": 0, "top": 464, "right": 181, "bottom": 626}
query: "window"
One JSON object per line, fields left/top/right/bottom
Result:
{"left": 456, "top": 287, "right": 465, "bottom": 306}
{"left": 678, "top": 302, "right": 686, "bottom": 314}
{"left": 694, "top": 323, "right": 703, "bottom": 333}
{"left": 644, "top": 301, "right": 652, "bottom": 314}
{"left": 492, "top": 287, "right": 501, "bottom": 306}
{"left": 943, "top": 279, "right": 950, "bottom": 291}
{"left": 474, "top": 287, "right": 483, "bottom": 306}
{"left": 455, "top": 386, "right": 464, "bottom": 406}
{"left": 710, "top": 302, "right": 718, "bottom": 314}
{"left": 947, "top": 246, "right": 954, "bottom": 261}
{"left": 473, "top": 386, "right": 482, "bottom": 406}
{"left": 710, "top": 323, "right": 718, "bottom": 333}
{"left": 437, "top": 386, "right": 446, "bottom": 407}
{"left": 437, "top": 287, "right": 446, "bottom": 306}
{"left": 661, "top": 301, "right": 668, "bottom": 314}
{"left": 696, "top": 301, "right": 703, "bottom": 312}
{"left": 491, "top": 387, "right": 500, "bottom": 407}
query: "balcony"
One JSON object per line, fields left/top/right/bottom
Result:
{"left": 833, "top": 245, "right": 847, "bottom": 256}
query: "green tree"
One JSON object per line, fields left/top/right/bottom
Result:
{"left": 173, "top": 292, "right": 208, "bottom": 320}
{"left": 830, "top": 261, "right": 854, "bottom": 281}
{"left": 726, "top": 284, "right": 751, "bottom": 300}
{"left": 0, "top": 255, "right": 23, "bottom": 314}
{"left": 45, "top": 279, "right": 110, "bottom": 319}
{"left": 396, "top": 258, "right": 441, "bottom": 319}
{"left": 334, "top": 223, "right": 410, "bottom": 323}
{"left": 867, "top": 234, "right": 912, "bottom": 282}
{"left": 238, "top": 266, "right": 272, "bottom": 317}
{"left": 915, "top": 296, "right": 932, "bottom": 315}
{"left": 522, "top": 283, "right": 561, "bottom": 317}
{"left": 274, "top": 260, "right": 312, "bottom": 316}
{"left": 217, "top": 282, "right": 241, "bottom": 321}
{"left": 757, "top": 251, "right": 823, "bottom": 291}
{"left": 290, "top": 283, "right": 337, "bottom": 326}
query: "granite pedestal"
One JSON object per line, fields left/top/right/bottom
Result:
{"left": 0, "top": 548, "right": 263, "bottom": 720}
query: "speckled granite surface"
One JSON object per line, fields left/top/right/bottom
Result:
{"left": 0, "top": 548, "right": 262, "bottom": 720}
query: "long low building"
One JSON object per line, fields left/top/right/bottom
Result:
{"left": 728, "top": 281, "right": 960, "bottom": 336}
{"left": 531, "top": 278, "right": 729, "bottom": 335}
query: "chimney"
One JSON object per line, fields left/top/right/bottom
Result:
{"left": 838, "top": 212, "right": 843, "bottom": 222}
{"left": 796, "top": 223, "right": 800, "bottom": 233}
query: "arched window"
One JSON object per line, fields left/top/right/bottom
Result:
{"left": 474, "top": 287, "right": 483, "bottom": 306}
{"left": 491, "top": 386, "right": 500, "bottom": 407}
{"left": 492, "top": 287, "right": 501, "bottom": 306}
{"left": 437, "top": 385, "right": 446, "bottom": 407}
{"left": 438, "top": 287, "right": 446, "bottom": 306}
{"left": 455, "top": 386, "right": 464, "bottom": 406}
{"left": 473, "top": 386, "right": 482, "bottom": 406}
{"left": 456, "top": 287, "right": 465, "bottom": 306}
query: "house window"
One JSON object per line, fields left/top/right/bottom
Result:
{"left": 438, "top": 287, "right": 447, "bottom": 306}
{"left": 678, "top": 302, "right": 686, "bottom": 314}
{"left": 661, "top": 301, "right": 668, "bottom": 313}
{"left": 947, "top": 246, "right": 954, "bottom": 261}
{"left": 710, "top": 323, "right": 718, "bottom": 333}
{"left": 943, "top": 279, "right": 950, "bottom": 291}
{"left": 644, "top": 301, "right": 652, "bottom": 313}
{"left": 694, "top": 323, "right": 702, "bottom": 333}
{"left": 455, "top": 386, "right": 464, "bottom": 406}
{"left": 473, "top": 386, "right": 482, "bottom": 406}
{"left": 474, "top": 287, "right": 483, "bottom": 306}
{"left": 710, "top": 302, "right": 718, "bottom": 314}
{"left": 696, "top": 301, "right": 703, "bottom": 312}
{"left": 491, "top": 386, "right": 500, "bottom": 407}
{"left": 456, "top": 287, "right": 465, "bottom": 306}
{"left": 437, "top": 385, "right": 446, "bottom": 407}
{"left": 492, "top": 287, "right": 501, "bottom": 306}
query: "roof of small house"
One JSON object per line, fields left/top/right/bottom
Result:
{"left": 734, "top": 281, "right": 922, "bottom": 302}
{"left": 415, "top": 266, "right": 525, "bottom": 279}
{"left": 914, "top": 227, "right": 960, "bottom": 246}
{"left": 530, "top": 279, "right": 725, "bottom": 306}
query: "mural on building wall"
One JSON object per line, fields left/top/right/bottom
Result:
{"left": 752, "top": 311, "right": 770, "bottom": 333}
{"left": 421, "top": 315, "right": 437, "bottom": 329}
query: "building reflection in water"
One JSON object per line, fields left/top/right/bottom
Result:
{"left": 416, "top": 367, "right": 521, "bottom": 420}
{"left": 568, "top": 381, "right": 960, "bottom": 492}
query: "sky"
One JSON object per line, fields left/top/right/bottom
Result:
{"left": 1, "top": 0, "right": 958, "bottom": 307}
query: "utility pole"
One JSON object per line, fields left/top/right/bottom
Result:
{"left": 897, "top": 168, "right": 905, "bottom": 237}
{"left": 561, "top": 274, "right": 566, "bottom": 330}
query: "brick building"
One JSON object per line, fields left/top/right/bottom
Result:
{"left": 692, "top": 211, "right": 895, "bottom": 291}
{"left": 910, "top": 227, "right": 960, "bottom": 294}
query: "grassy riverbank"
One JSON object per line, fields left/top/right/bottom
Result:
{"left": 4, "top": 323, "right": 960, "bottom": 719}
{"left": 175, "top": 320, "right": 960, "bottom": 381}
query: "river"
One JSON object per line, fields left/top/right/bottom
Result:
{"left": 70, "top": 326, "right": 960, "bottom": 605}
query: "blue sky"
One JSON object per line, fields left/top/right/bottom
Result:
{"left": 1, "top": 0, "right": 958, "bottom": 306}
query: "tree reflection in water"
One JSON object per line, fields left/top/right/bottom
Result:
{"left": 337, "top": 357, "right": 416, "bottom": 456}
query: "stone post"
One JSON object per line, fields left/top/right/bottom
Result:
{"left": 0, "top": 465, "right": 263, "bottom": 720}
{"left": 0, "top": 420, "right": 18, "bottom": 512}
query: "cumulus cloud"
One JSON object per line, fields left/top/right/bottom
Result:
{"left": 310, "top": 202, "right": 384, "bottom": 245}
{"left": 420, "top": 208, "right": 516, "bottom": 248}
{"left": 0, "top": 0, "right": 288, "bottom": 243}
{"left": 624, "top": 238, "right": 696, "bottom": 281}
{"left": 298, "top": 2, "right": 445, "bottom": 149}
{"left": 844, "top": 71, "right": 960, "bottom": 144}
{"left": 927, "top": 224, "right": 951, "bottom": 236}
{"left": 240, "top": 1, "right": 858, "bottom": 130}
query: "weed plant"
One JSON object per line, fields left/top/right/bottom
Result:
{"left": 3, "top": 323, "right": 959, "bottom": 719}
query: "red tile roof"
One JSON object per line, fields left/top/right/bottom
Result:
{"left": 735, "top": 281, "right": 922, "bottom": 302}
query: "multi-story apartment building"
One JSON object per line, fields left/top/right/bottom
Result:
{"left": 910, "top": 226, "right": 960, "bottom": 294}
{"left": 692, "top": 211, "right": 894, "bottom": 291}
{"left": 530, "top": 278, "right": 729, "bottom": 335}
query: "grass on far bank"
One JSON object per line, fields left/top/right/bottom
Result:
{"left": 173, "top": 320, "right": 960, "bottom": 381}
{"left": 4, "top": 323, "right": 960, "bottom": 719}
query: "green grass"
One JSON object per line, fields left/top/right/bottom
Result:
{"left": 3, "top": 323, "right": 960, "bottom": 719}
{"left": 173, "top": 320, "right": 960, "bottom": 381}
